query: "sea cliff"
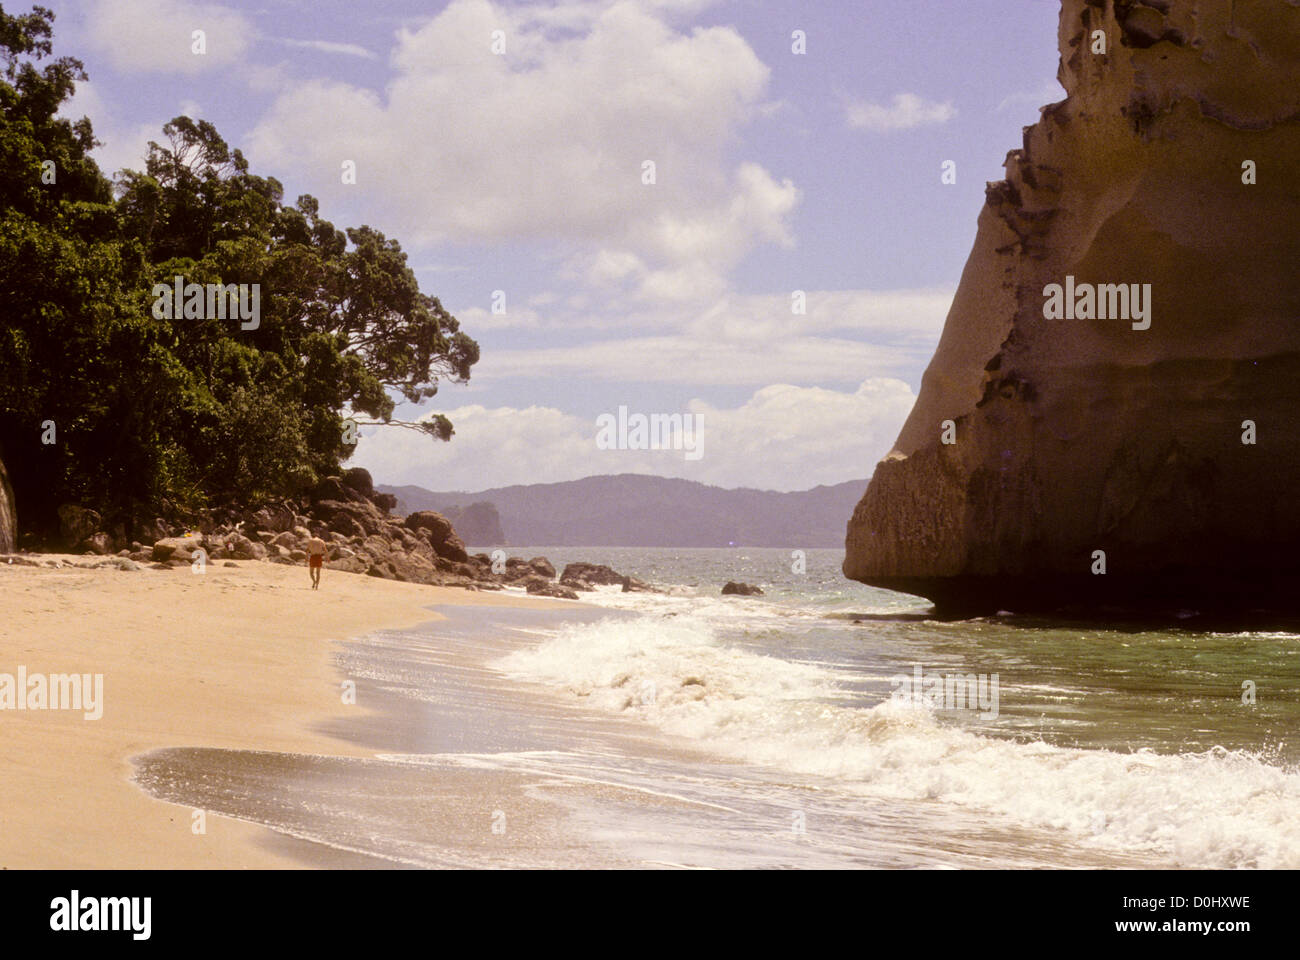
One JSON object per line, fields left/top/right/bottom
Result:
{"left": 845, "top": 0, "right": 1300, "bottom": 618}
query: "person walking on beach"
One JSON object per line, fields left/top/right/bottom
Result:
{"left": 307, "top": 534, "right": 327, "bottom": 590}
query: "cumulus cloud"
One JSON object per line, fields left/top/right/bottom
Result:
{"left": 456, "top": 286, "right": 953, "bottom": 384}
{"left": 845, "top": 92, "right": 956, "bottom": 132}
{"left": 80, "top": 0, "right": 255, "bottom": 74}
{"left": 245, "top": 0, "right": 796, "bottom": 299}
{"left": 352, "top": 378, "right": 915, "bottom": 491}
{"left": 61, "top": 81, "right": 162, "bottom": 177}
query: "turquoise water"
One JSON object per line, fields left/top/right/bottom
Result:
{"left": 482, "top": 546, "right": 1300, "bottom": 867}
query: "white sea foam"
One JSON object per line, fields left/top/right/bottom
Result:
{"left": 496, "top": 612, "right": 1300, "bottom": 868}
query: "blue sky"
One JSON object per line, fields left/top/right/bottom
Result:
{"left": 46, "top": 0, "right": 1063, "bottom": 491}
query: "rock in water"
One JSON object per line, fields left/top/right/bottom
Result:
{"left": 0, "top": 456, "right": 14, "bottom": 553}
{"left": 844, "top": 1, "right": 1300, "bottom": 619}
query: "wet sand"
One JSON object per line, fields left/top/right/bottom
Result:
{"left": 130, "top": 605, "right": 1163, "bottom": 869}
{"left": 1, "top": 557, "right": 1168, "bottom": 869}
{"left": 0, "top": 557, "right": 559, "bottom": 868}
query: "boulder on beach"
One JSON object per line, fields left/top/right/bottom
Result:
{"left": 403, "top": 510, "right": 469, "bottom": 563}
{"left": 151, "top": 537, "right": 204, "bottom": 563}
{"left": 57, "top": 504, "right": 100, "bottom": 548}
{"left": 525, "top": 579, "right": 580, "bottom": 600}
{"left": 844, "top": 0, "right": 1300, "bottom": 618}
{"left": 527, "top": 556, "right": 556, "bottom": 579}
{"left": 341, "top": 467, "right": 375, "bottom": 498}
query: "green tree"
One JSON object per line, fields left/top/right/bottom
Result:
{"left": 0, "top": 4, "right": 479, "bottom": 543}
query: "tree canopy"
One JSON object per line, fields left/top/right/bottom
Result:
{"left": 0, "top": 4, "right": 478, "bottom": 540}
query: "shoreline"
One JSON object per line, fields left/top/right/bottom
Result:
{"left": 0, "top": 557, "right": 567, "bottom": 868}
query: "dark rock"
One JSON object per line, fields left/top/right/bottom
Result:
{"left": 403, "top": 510, "right": 469, "bottom": 563}
{"left": 311, "top": 476, "right": 369, "bottom": 505}
{"left": 526, "top": 580, "right": 580, "bottom": 600}
{"left": 151, "top": 537, "right": 203, "bottom": 562}
{"left": 57, "top": 504, "right": 101, "bottom": 547}
{"left": 314, "top": 499, "right": 384, "bottom": 536}
{"left": 138, "top": 518, "right": 171, "bottom": 543}
{"left": 248, "top": 504, "right": 295, "bottom": 533}
{"left": 721, "top": 581, "right": 763, "bottom": 596}
{"left": 559, "top": 563, "right": 626, "bottom": 588}
{"left": 341, "top": 467, "right": 375, "bottom": 498}
{"left": 0, "top": 456, "right": 14, "bottom": 554}
{"left": 326, "top": 556, "right": 368, "bottom": 574}
{"left": 81, "top": 532, "right": 112, "bottom": 555}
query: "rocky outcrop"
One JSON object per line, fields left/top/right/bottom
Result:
{"left": 845, "top": 0, "right": 1300, "bottom": 618}
{"left": 403, "top": 510, "right": 469, "bottom": 562}
{"left": 3, "top": 465, "right": 661, "bottom": 600}
{"left": 559, "top": 562, "right": 627, "bottom": 588}
{"left": 438, "top": 501, "right": 506, "bottom": 546}
{"left": 57, "top": 504, "right": 101, "bottom": 548}
{"left": 525, "top": 579, "right": 580, "bottom": 600}
{"left": 0, "top": 456, "right": 14, "bottom": 554}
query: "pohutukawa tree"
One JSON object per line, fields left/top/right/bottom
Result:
{"left": 0, "top": 4, "right": 478, "bottom": 542}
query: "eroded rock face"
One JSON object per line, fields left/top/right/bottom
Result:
{"left": 845, "top": 0, "right": 1300, "bottom": 617}
{"left": 0, "top": 456, "right": 14, "bottom": 553}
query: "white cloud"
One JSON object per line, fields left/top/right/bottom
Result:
{"left": 449, "top": 286, "right": 952, "bottom": 383}
{"left": 995, "top": 79, "right": 1062, "bottom": 113}
{"left": 61, "top": 81, "right": 161, "bottom": 177}
{"left": 282, "top": 39, "right": 377, "bottom": 60}
{"left": 80, "top": 0, "right": 256, "bottom": 74}
{"left": 455, "top": 305, "right": 544, "bottom": 332}
{"left": 845, "top": 92, "right": 956, "bottom": 132}
{"left": 245, "top": 0, "right": 795, "bottom": 299}
{"left": 476, "top": 335, "right": 916, "bottom": 386}
{"left": 352, "top": 379, "right": 914, "bottom": 491}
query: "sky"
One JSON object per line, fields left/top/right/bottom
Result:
{"left": 44, "top": 0, "right": 1064, "bottom": 492}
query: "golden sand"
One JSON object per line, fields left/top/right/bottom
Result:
{"left": 0, "top": 558, "right": 555, "bottom": 868}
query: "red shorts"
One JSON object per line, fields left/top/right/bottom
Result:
{"left": 309, "top": 554, "right": 324, "bottom": 569}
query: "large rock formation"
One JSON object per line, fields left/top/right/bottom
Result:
{"left": 846, "top": 0, "right": 1300, "bottom": 618}
{"left": 0, "top": 455, "right": 15, "bottom": 554}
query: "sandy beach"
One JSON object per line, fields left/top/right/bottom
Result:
{"left": 0, "top": 558, "right": 557, "bottom": 869}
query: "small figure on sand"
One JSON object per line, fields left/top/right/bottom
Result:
{"left": 307, "top": 534, "right": 326, "bottom": 590}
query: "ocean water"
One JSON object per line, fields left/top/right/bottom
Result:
{"left": 132, "top": 545, "right": 1300, "bottom": 868}
{"left": 477, "top": 546, "right": 1300, "bottom": 868}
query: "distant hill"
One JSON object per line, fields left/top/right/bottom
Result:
{"left": 378, "top": 473, "right": 869, "bottom": 547}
